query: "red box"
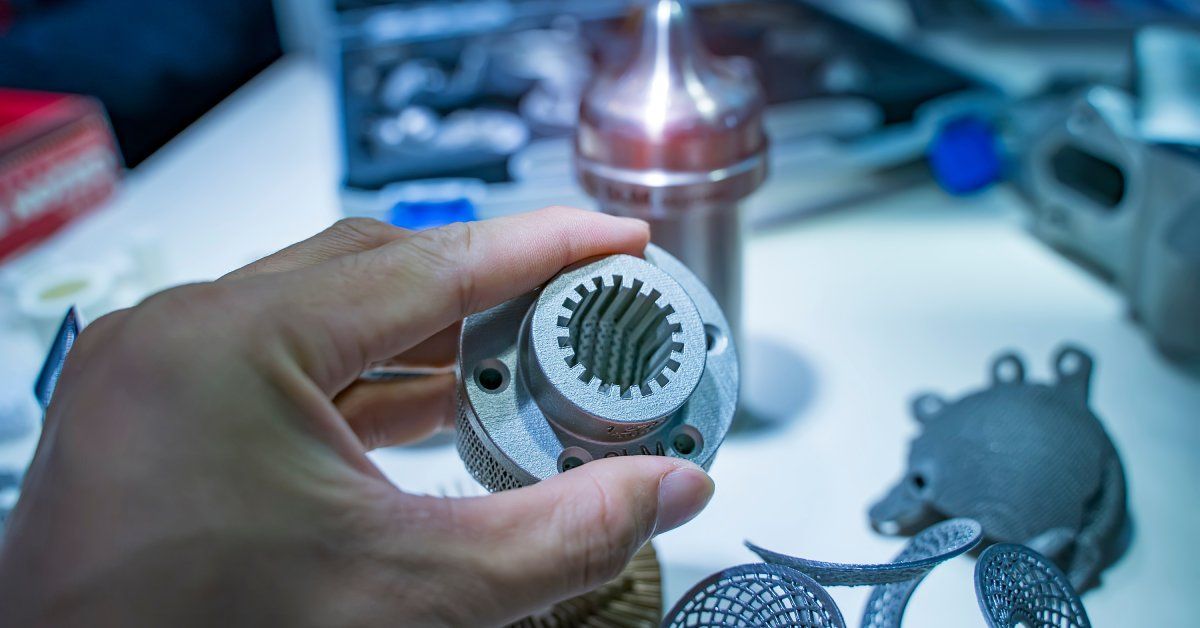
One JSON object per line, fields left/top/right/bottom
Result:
{"left": 0, "top": 90, "right": 122, "bottom": 262}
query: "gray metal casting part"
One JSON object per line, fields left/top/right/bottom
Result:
{"left": 868, "top": 346, "right": 1129, "bottom": 593}
{"left": 748, "top": 518, "right": 983, "bottom": 628}
{"left": 974, "top": 544, "right": 1091, "bottom": 628}
{"left": 661, "top": 563, "right": 846, "bottom": 628}
{"left": 1013, "top": 74, "right": 1200, "bottom": 358}
{"left": 456, "top": 243, "right": 737, "bottom": 492}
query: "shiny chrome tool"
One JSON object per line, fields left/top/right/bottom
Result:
{"left": 455, "top": 244, "right": 737, "bottom": 492}
{"left": 575, "top": 0, "right": 768, "bottom": 344}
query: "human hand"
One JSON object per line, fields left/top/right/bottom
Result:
{"left": 0, "top": 207, "right": 715, "bottom": 627}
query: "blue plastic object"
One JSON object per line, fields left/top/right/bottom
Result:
{"left": 928, "top": 116, "right": 1003, "bottom": 195}
{"left": 388, "top": 197, "right": 477, "bottom": 231}
{"left": 34, "top": 307, "right": 82, "bottom": 412}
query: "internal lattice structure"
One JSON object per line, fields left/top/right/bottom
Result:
{"left": 974, "top": 544, "right": 1091, "bottom": 628}
{"left": 662, "top": 564, "right": 846, "bottom": 628}
{"left": 560, "top": 275, "right": 682, "bottom": 396}
{"left": 748, "top": 519, "right": 983, "bottom": 628}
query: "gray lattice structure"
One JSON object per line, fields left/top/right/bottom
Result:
{"left": 662, "top": 564, "right": 846, "bottom": 628}
{"left": 664, "top": 522, "right": 1094, "bottom": 627}
{"left": 974, "top": 544, "right": 1091, "bottom": 628}
{"left": 748, "top": 519, "right": 983, "bottom": 628}
{"left": 869, "top": 346, "right": 1129, "bottom": 591}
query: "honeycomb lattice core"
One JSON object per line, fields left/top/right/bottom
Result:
{"left": 561, "top": 278, "right": 682, "bottom": 395}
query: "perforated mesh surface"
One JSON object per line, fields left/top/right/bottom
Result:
{"left": 748, "top": 519, "right": 982, "bottom": 628}
{"left": 860, "top": 519, "right": 983, "bottom": 628}
{"left": 750, "top": 519, "right": 982, "bottom": 588}
{"left": 975, "top": 544, "right": 1091, "bottom": 628}
{"left": 512, "top": 542, "right": 662, "bottom": 627}
{"left": 662, "top": 564, "right": 846, "bottom": 628}
{"left": 455, "top": 391, "right": 523, "bottom": 492}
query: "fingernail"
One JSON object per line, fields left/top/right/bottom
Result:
{"left": 655, "top": 467, "right": 715, "bottom": 534}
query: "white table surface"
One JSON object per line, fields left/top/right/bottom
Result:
{"left": 1, "top": 57, "right": 1197, "bottom": 626}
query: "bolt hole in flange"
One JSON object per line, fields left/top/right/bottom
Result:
{"left": 474, "top": 359, "right": 510, "bottom": 393}
{"left": 669, "top": 425, "right": 703, "bottom": 457}
{"left": 558, "top": 446, "right": 593, "bottom": 472}
{"left": 704, "top": 323, "right": 726, "bottom": 354}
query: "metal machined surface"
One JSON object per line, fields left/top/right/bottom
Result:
{"left": 456, "top": 244, "right": 737, "bottom": 492}
{"left": 575, "top": 0, "right": 768, "bottom": 343}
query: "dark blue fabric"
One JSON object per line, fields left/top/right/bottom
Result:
{"left": 0, "top": 0, "right": 281, "bottom": 165}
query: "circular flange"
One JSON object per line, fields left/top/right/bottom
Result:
{"left": 457, "top": 244, "right": 737, "bottom": 491}
{"left": 526, "top": 255, "right": 706, "bottom": 441}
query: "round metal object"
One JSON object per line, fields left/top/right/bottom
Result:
{"left": 574, "top": 0, "right": 770, "bottom": 344}
{"left": 748, "top": 518, "right": 984, "bottom": 628}
{"left": 456, "top": 244, "right": 737, "bottom": 491}
{"left": 974, "top": 544, "right": 1091, "bottom": 628}
{"left": 662, "top": 563, "right": 846, "bottom": 628}
{"left": 575, "top": 0, "right": 768, "bottom": 209}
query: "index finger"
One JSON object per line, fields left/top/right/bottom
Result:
{"left": 271, "top": 206, "right": 650, "bottom": 392}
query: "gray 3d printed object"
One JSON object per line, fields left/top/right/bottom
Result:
{"left": 456, "top": 243, "right": 737, "bottom": 491}
{"left": 665, "top": 520, "right": 1092, "bottom": 627}
{"left": 662, "top": 563, "right": 846, "bottom": 628}
{"left": 869, "top": 346, "right": 1128, "bottom": 591}
{"left": 975, "top": 544, "right": 1091, "bottom": 628}
{"left": 511, "top": 542, "right": 662, "bottom": 627}
{"left": 748, "top": 518, "right": 983, "bottom": 628}
{"left": 1013, "top": 59, "right": 1200, "bottom": 359}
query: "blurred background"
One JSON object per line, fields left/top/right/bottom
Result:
{"left": 2, "top": 1, "right": 1199, "bottom": 625}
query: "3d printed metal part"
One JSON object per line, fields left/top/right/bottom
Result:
{"left": 868, "top": 346, "right": 1129, "bottom": 592}
{"left": 456, "top": 244, "right": 737, "bottom": 492}
{"left": 748, "top": 518, "right": 983, "bottom": 628}
{"left": 662, "top": 563, "right": 846, "bottom": 628}
{"left": 664, "top": 520, "right": 1090, "bottom": 627}
{"left": 975, "top": 544, "right": 1091, "bottom": 628}
{"left": 512, "top": 542, "right": 663, "bottom": 628}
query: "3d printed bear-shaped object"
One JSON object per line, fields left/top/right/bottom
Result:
{"left": 868, "top": 346, "right": 1129, "bottom": 591}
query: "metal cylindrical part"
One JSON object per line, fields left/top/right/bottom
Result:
{"left": 574, "top": 0, "right": 767, "bottom": 339}
{"left": 603, "top": 201, "right": 744, "bottom": 345}
{"left": 456, "top": 244, "right": 737, "bottom": 492}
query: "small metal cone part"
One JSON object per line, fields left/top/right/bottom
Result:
{"left": 509, "top": 543, "right": 662, "bottom": 628}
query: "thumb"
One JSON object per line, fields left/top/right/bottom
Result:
{"left": 450, "top": 456, "right": 714, "bottom": 620}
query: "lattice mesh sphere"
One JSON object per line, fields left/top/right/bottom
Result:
{"left": 748, "top": 518, "right": 982, "bottom": 628}
{"left": 974, "top": 544, "right": 1091, "bottom": 628}
{"left": 662, "top": 564, "right": 846, "bottom": 628}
